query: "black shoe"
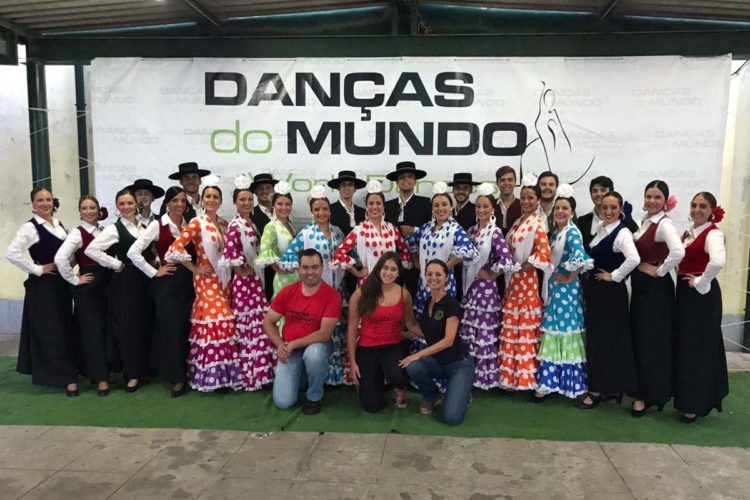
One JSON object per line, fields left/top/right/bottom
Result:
{"left": 602, "top": 393, "right": 623, "bottom": 405}
{"left": 529, "top": 393, "right": 547, "bottom": 403}
{"left": 302, "top": 399, "right": 322, "bottom": 415}
{"left": 680, "top": 414, "right": 697, "bottom": 424}
{"left": 631, "top": 401, "right": 647, "bottom": 418}
{"left": 66, "top": 387, "right": 79, "bottom": 397}
{"left": 171, "top": 385, "right": 188, "bottom": 399}
{"left": 578, "top": 392, "right": 602, "bottom": 410}
{"left": 97, "top": 388, "right": 110, "bottom": 397}
{"left": 125, "top": 380, "right": 143, "bottom": 393}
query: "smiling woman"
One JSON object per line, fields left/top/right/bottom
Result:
{"left": 5, "top": 187, "right": 78, "bottom": 396}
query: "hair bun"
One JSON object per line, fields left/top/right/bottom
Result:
{"left": 99, "top": 207, "right": 109, "bottom": 220}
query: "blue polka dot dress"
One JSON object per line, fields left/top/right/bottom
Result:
{"left": 405, "top": 218, "right": 478, "bottom": 321}
{"left": 279, "top": 222, "right": 351, "bottom": 385}
{"left": 538, "top": 221, "right": 593, "bottom": 398}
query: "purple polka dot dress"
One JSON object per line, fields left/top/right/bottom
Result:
{"left": 220, "top": 215, "right": 275, "bottom": 391}
{"left": 458, "top": 222, "right": 516, "bottom": 389}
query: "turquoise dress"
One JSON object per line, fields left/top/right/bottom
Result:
{"left": 538, "top": 221, "right": 593, "bottom": 398}
{"left": 280, "top": 222, "right": 350, "bottom": 385}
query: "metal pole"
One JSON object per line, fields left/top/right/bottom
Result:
{"left": 74, "top": 64, "right": 89, "bottom": 195}
{"left": 26, "top": 61, "right": 51, "bottom": 190}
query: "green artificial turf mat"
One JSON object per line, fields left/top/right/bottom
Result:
{"left": 1, "top": 357, "right": 747, "bottom": 447}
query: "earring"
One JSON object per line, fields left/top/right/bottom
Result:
{"left": 489, "top": 214, "right": 497, "bottom": 225}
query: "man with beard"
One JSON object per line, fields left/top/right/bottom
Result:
{"left": 263, "top": 249, "right": 341, "bottom": 415}
{"left": 536, "top": 171, "right": 558, "bottom": 233}
{"left": 449, "top": 173, "right": 479, "bottom": 231}
{"left": 250, "top": 173, "right": 279, "bottom": 301}
{"left": 168, "top": 162, "right": 211, "bottom": 221}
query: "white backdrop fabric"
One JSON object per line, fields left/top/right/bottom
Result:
{"left": 91, "top": 55, "right": 730, "bottom": 225}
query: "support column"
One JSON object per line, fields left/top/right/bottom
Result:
{"left": 26, "top": 61, "right": 51, "bottom": 189}
{"left": 75, "top": 64, "right": 89, "bottom": 195}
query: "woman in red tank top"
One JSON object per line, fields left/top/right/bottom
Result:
{"left": 347, "top": 252, "right": 421, "bottom": 412}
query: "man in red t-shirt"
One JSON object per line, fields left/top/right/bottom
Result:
{"left": 263, "top": 248, "right": 342, "bottom": 414}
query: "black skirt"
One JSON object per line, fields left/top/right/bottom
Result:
{"left": 72, "top": 266, "right": 113, "bottom": 382}
{"left": 673, "top": 278, "right": 728, "bottom": 416}
{"left": 148, "top": 265, "right": 194, "bottom": 384}
{"left": 583, "top": 278, "right": 637, "bottom": 395}
{"left": 17, "top": 274, "right": 77, "bottom": 388}
{"left": 629, "top": 269, "right": 675, "bottom": 405}
{"left": 106, "top": 264, "right": 154, "bottom": 380}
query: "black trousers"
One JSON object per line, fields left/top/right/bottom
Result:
{"left": 356, "top": 342, "right": 409, "bottom": 413}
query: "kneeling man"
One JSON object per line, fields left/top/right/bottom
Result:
{"left": 263, "top": 248, "right": 342, "bottom": 414}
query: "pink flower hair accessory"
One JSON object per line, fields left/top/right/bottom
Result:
{"left": 665, "top": 195, "right": 677, "bottom": 212}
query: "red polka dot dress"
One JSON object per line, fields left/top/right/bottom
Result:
{"left": 166, "top": 215, "right": 242, "bottom": 392}
{"left": 331, "top": 219, "right": 412, "bottom": 287}
{"left": 499, "top": 212, "right": 552, "bottom": 391}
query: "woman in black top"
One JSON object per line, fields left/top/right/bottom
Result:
{"left": 399, "top": 259, "right": 475, "bottom": 425}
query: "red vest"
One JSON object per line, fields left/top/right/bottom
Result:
{"left": 75, "top": 226, "right": 100, "bottom": 267}
{"left": 635, "top": 216, "right": 669, "bottom": 264}
{"left": 155, "top": 220, "right": 175, "bottom": 262}
{"left": 678, "top": 223, "right": 718, "bottom": 275}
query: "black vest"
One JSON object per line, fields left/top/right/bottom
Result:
{"left": 27, "top": 218, "right": 66, "bottom": 265}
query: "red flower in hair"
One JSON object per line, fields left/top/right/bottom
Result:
{"left": 712, "top": 206, "right": 725, "bottom": 223}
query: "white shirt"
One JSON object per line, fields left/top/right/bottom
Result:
{"left": 53, "top": 221, "right": 101, "bottom": 285}
{"left": 536, "top": 203, "right": 553, "bottom": 233}
{"left": 587, "top": 209, "right": 604, "bottom": 237}
{"left": 398, "top": 192, "right": 415, "bottom": 223}
{"left": 85, "top": 218, "right": 143, "bottom": 270}
{"left": 258, "top": 204, "right": 273, "bottom": 219}
{"left": 682, "top": 223, "right": 726, "bottom": 295}
{"left": 128, "top": 214, "right": 185, "bottom": 278}
{"left": 633, "top": 212, "right": 685, "bottom": 277}
{"left": 338, "top": 199, "right": 356, "bottom": 228}
{"left": 5, "top": 215, "right": 67, "bottom": 276}
{"left": 136, "top": 211, "right": 156, "bottom": 228}
{"left": 590, "top": 221, "right": 641, "bottom": 283}
{"left": 186, "top": 193, "right": 201, "bottom": 214}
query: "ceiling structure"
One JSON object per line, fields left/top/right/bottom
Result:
{"left": 0, "top": 0, "right": 749, "bottom": 37}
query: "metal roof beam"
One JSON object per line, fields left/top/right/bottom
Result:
{"left": 600, "top": 0, "right": 619, "bottom": 21}
{"left": 0, "top": 14, "right": 34, "bottom": 38}
{"left": 26, "top": 31, "right": 750, "bottom": 64}
{"left": 182, "top": 0, "right": 221, "bottom": 27}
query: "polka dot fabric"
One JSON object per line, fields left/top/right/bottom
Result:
{"left": 405, "top": 218, "right": 478, "bottom": 321}
{"left": 256, "top": 219, "right": 298, "bottom": 298}
{"left": 538, "top": 222, "right": 592, "bottom": 398}
{"left": 499, "top": 213, "right": 552, "bottom": 391}
{"left": 331, "top": 219, "right": 412, "bottom": 287}
{"left": 167, "top": 216, "right": 243, "bottom": 392}
{"left": 222, "top": 215, "right": 274, "bottom": 391}
{"left": 458, "top": 223, "right": 516, "bottom": 389}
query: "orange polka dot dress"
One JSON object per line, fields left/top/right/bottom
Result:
{"left": 499, "top": 212, "right": 552, "bottom": 391}
{"left": 166, "top": 215, "right": 242, "bottom": 392}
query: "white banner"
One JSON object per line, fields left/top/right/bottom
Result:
{"left": 91, "top": 55, "right": 731, "bottom": 225}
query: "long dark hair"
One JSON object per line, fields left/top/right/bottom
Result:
{"left": 357, "top": 252, "right": 403, "bottom": 318}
